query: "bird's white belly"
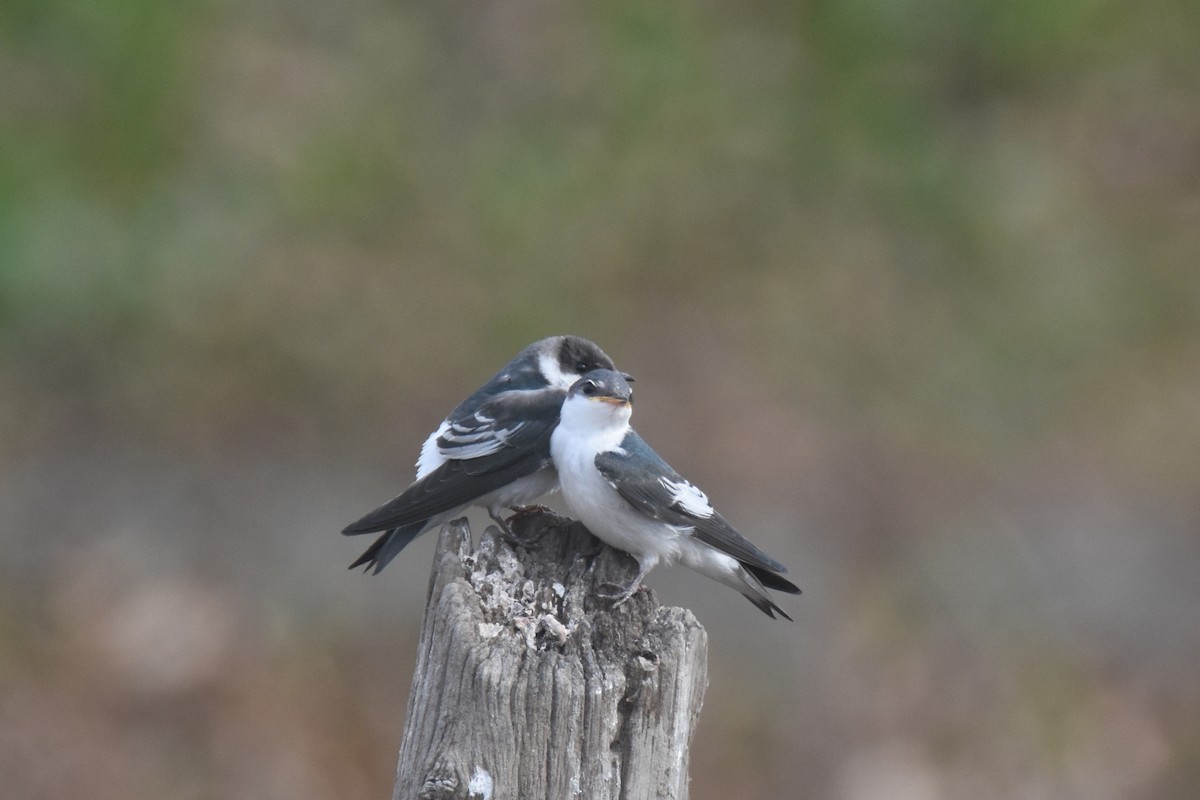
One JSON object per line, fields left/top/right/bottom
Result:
{"left": 552, "top": 441, "right": 685, "bottom": 568}
{"left": 479, "top": 466, "right": 559, "bottom": 510}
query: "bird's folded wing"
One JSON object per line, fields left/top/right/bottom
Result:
{"left": 594, "top": 431, "right": 790, "bottom": 574}
{"left": 342, "top": 391, "right": 561, "bottom": 534}
{"left": 436, "top": 387, "right": 563, "bottom": 464}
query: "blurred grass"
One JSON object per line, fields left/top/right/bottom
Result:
{"left": 2, "top": 0, "right": 1195, "bottom": 457}
{"left": 2, "top": 1, "right": 1199, "bottom": 798}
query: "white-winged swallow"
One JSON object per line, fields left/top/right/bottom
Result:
{"left": 550, "top": 369, "right": 800, "bottom": 619}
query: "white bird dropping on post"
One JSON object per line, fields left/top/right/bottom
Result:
{"left": 550, "top": 369, "right": 800, "bottom": 619}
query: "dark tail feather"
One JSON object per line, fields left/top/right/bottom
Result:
{"left": 744, "top": 592, "right": 794, "bottom": 621}
{"left": 736, "top": 562, "right": 798, "bottom": 621}
{"left": 744, "top": 563, "right": 801, "bottom": 595}
{"left": 348, "top": 521, "right": 427, "bottom": 574}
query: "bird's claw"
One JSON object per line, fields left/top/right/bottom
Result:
{"left": 487, "top": 509, "right": 515, "bottom": 537}
{"left": 502, "top": 505, "right": 559, "bottom": 544}
{"left": 595, "top": 580, "right": 642, "bottom": 607}
{"left": 508, "top": 504, "right": 554, "bottom": 520}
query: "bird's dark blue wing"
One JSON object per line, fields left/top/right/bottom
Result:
{"left": 436, "top": 406, "right": 530, "bottom": 463}
{"left": 594, "top": 430, "right": 794, "bottom": 578}
{"left": 342, "top": 389, "right": 562, "bottom": 534}
{"left": 434, "top": 352, "right": 557, "bottom": 462}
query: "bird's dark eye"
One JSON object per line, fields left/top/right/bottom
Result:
{"left": 575, "top": 361, "right": 590, "bottom": 373}
{"left": 581, "top": 381, "right": 597, "bottom": 396}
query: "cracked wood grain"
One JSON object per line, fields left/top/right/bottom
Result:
{"left": 392, "top": 510, "right": 708, "bottom": 800}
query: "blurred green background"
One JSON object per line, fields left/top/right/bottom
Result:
{"left": 2, "top": 0, "right": 1199, "bottom": 797}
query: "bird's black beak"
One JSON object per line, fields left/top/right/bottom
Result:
{"left": 621, "top": 372, "right": 635, "bottom": 383}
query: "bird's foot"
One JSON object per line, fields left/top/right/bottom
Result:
{"left": 503, "top": 505, "right": 558, "bottom": 543}
{"left": 487, "top": 508, "right": 515, "bottom": 537}
{"left": 594, "top": 557, "right": 653, "bottom": 608}
{"left": 595, "top": 579, "right": 645, "bottom": 608}
{"left": 508, "top": 503, "right": 554, "bottom": 520}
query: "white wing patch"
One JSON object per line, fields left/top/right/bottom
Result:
{"left": 661, "top": 478, "right": 714, "bottom": 518}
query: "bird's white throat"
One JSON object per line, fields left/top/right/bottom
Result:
{"left": 556, "top": 394, "right": 631, "bottom": 454}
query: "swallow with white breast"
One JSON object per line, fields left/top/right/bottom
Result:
{"left": 343, "top": 336, "right": 628, "bottom": 573}
{"left": 550, "top": 369, "right": 800, "bottom": 619}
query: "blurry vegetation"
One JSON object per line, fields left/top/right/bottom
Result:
{"left": 2, "top": 0, "right": 1196, "bottom": 468}
{"left": 2, "top": 1, "right": 1198, "bottom": 799}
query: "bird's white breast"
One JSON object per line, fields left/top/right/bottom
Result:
{"left": 551, "top": 401, "right": 685, "bottom": 567}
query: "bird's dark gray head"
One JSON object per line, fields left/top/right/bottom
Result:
{"left": 568, "top": 369, "right": 634, "bottom": 407}
{"left": 471, "top": 336, "right": 627, "bottom": 402}
{"left": 553, "top": 335, "right": 615, "bottom": 378}
{"left": 531, "top": 335, "right": 631, "bottom": 391}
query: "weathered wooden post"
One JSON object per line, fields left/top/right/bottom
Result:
{"left": 392, "top": 509, "right": 708, "bottom": 800}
